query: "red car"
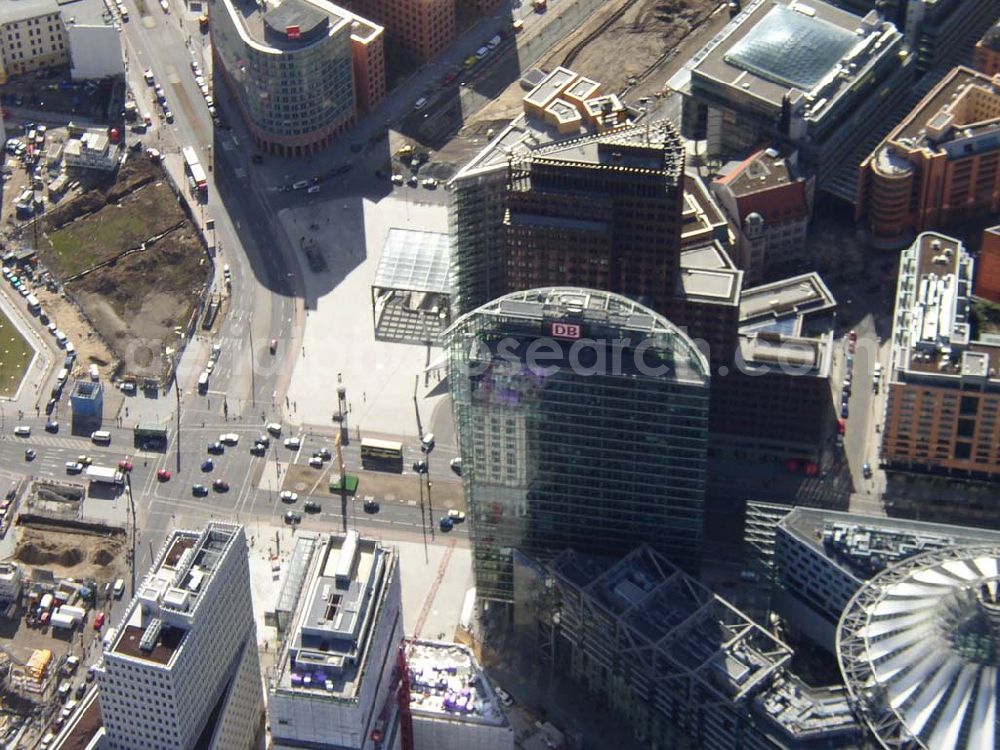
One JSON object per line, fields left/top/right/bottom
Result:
{"left": 213, "top": 479, "right": 229, "bottom": 492}
{"left": 156, "top": 468, "right": 171, "bottom": 481}
{"left": 93, "top": 611, "right": 106, "bottom": 630}
{"left": 442, "top": 71, "right": 458, "bottom": 85}
{"left": 118, "top": 459, "right": 134, "bottom": 472}
{"left": 837, "top": 418, "right": 846, "bottom": 435}
{"left": 269, "top": 339, "right": 278, "bottom": 354}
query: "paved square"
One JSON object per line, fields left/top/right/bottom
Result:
{"left": 280, "top": 194, "right": 451, "bottom": 439}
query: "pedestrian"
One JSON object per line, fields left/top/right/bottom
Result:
{"left": 302, "top": 346, "right": 305, "bottom": 357}
{"left": 362, "top": 392, "right": 366, "bottom": 402}
{"left": 125, "top": 407, "right": 129, "bottom": 417}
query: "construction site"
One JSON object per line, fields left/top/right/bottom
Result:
{"left": 0, "top": 477, "right": 128, "bottom": 746}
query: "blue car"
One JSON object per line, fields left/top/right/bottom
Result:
{"left": 201, "top": 458, "right": 214, "bottom": 472}
{"left": 439, "top": 516, "right": 454, "bottom": 532}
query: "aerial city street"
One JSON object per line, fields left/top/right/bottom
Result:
{"left": 0, "top": 0, "right": 998, "bottom": 747}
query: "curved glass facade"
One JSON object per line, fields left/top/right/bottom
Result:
{"left": 445, "top": 288, "right": 710, "bottom": 603}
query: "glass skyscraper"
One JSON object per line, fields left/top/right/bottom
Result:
{"left": 445, "top": 288, "right": 710, "bottom": 602}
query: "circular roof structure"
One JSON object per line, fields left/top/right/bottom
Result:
{"left": 837, "top": 546, "right": 1000, "bottom": 750}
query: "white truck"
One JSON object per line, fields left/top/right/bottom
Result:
{"left": 50, "top": 609, "right": 76, "bottom": 630}
{"left": 85, "top": 466, "right": 124, "bottom": 485}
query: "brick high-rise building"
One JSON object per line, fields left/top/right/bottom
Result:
{"left": 881, "top": 232, "right": 1000, "bottom": 480}
{"left": 978, "top": 225, "right": 1000, "bottom": 303}
{"left": 212, "top": 0, "right": 385, "bottom": 157}
{"left": 857, "top": 66, "right": 1000, "bottom": 245}
{"left": 975, "top": 20, "right": 1000, "bottom": 77}
{"left": 339, "top": 0, "right": 454, "bottom": 62}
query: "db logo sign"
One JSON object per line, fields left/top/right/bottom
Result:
{"left": 550, "top": 322, "right": 581, "bottom": 340}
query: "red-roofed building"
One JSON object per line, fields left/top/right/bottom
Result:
{"left": 711, "top": 147, "right": 813, "bottom": 286}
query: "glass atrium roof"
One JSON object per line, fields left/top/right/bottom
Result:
{"left": 724, "top": 5, "right": 858, "bottom": 91}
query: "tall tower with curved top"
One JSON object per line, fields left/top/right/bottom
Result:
{"left": 444, "top": 287, "right": 711, "bottom": 603}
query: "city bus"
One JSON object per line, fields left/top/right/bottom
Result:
{"left": 182, "top": 146, "right": 208, "bottom": 200}
{"left": 360, "top": 439, "right": 404, "bottom": 472}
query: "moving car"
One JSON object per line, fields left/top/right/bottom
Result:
{"left": 77, "top": 455, "right": 93, "bottom": 466}
{"left": 414, "top": 96, "right": 428, "bottom": 110}
{"left": 207, "top": 441, "right": 224, "bottom": 454}
{"left": 269, "top": 339, "right": 278, "bottom": 354}
{"left": 65, "top": 462, "right": 83, "bottom": 474}
{"left": 315, "top": 447, "right": 331, "bottom": 460}
{"left": 439, "top": 516, "right": 454, "bottom": 532}
{"left": 24, "top": 449, "right": 36, "bottom": 461}
{"left": 201, "top": 458, "right": 214, "bottom": 472}
{"left": 391, "top": 174, "right": 404, "bottom": 185}
{"left": 863, "top": 462, "right": 873, "bottom": 478}
{"left": 494, "top": 687, "right": 514, "bottom": 707}
{"left": 308, "top": 455, "right": 324, "bottom": 468}
{"left": 279, "top": 491, "right": 298, "bottom": 503}
{"left": 450, "top": 457, "right": 462, "bottom": 475}
{"left": 13, "top": 425, "right": 30, "bottom": 437}
{"left": 45, "top": 420, "right": 59, "bottom": 433}
{"left": 219, "top": 433, "right": 240, "bottom": 445}
{"left": 113, "top": 579, "right": 125, "bottom": 598}
{"left": 92, "top": 612, "right": 105, "bottom": 630}
{"left": 118, "top": 459, "right": 134, "bottom": 472}
{"left": 266, "top": 422, "right": 282, "bottom": 436}
{"left": 292, "top": 180, "right": 309, "bottom": 191}
{"left": 447, "top": 509, "right": 466, "bottom": 522}
{"left": 363, "top": 499, "right": 380, "bottom": 514}
{"left": 250, "top": 442, "right": 266, "bottom": 456}
{"left": 284, "top": 437, "right": 301, "bottom": 450}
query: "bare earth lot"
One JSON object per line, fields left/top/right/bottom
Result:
{"left": 14, "top": 525, "right": 126, "bottom": 584}
{"left": 38, "top": 156, "right": 210, "bottom": 381}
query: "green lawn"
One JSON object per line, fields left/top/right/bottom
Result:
{"left": 48, "top": 209, "right": 149, "bottom": 277}
{"left": 0, "top": 308, "right": 34, "bottom": 398}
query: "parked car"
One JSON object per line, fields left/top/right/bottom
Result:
{"left": 863, "top": 462, "right": 873, "bottom": 478}
{"left": 207, "top": 442, "right": 224, "bottom": 454}
{"left": 219, "top": 433, "right": 239, "bottom": 445}
{"left": 92, "top": 612, "right": 105, "bottom": 630}
{"left": 284, "top": 437, "right": 301, "bottom": 450}
{"left": 156, "top": 468, "right": 171, "bottom": 481}
{"left": 308, "top": 455, "right": 324, "bottom": 468}
{"left": 201, "top": 458, "right": 214, "bottom": 472}
{"left": 266, "top": 422, "right": 282, "bottom": 436}
{"left": 250, "top": 442, "right": 266, "bottom": 456}
{"left": 192, "top": 484, "right": 208, "bottom": 497}
{"left": 450, "top": 457, "right": 462, "bottom": 475}
{"left": 279, "top": 491, "right": 298, "bottom": 503}
{"left": 447, "top": 509, "right": 466, "bottom": 522}
{"left": 212, "top": 479, "right": 230, "bottom": 492}
{"left": 45, "top": 420, "right": 59, "bottom": 433}
{"left": 439, "top": 516, "right": 454, "bottom": 532}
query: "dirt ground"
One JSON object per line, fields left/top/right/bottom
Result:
{"left": 30, "top": 156, "right": 210, "bottom": 382}
{"left": 13, "top": 525, "right": 126, "bottom": 584}
{"left": 539, "top": 0, "right": 722, "bottom": 90}
{"left": 437, "top": 0, "right": 724, "bottom": 171}
{"left": 34, "top": 286, "right": 116, "bottom": 375}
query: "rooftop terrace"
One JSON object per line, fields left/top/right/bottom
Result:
{"left": 892, "top": 232, "right": 1000, "bottom": 383}
{"left": 108, "top": 524, "right": 240, "bottom": 667}
{"left": 407, "top": 641, "right": 509, "bottom": 725}
{"left": 274, "top": 531, "right": 394, "bottom": 700}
